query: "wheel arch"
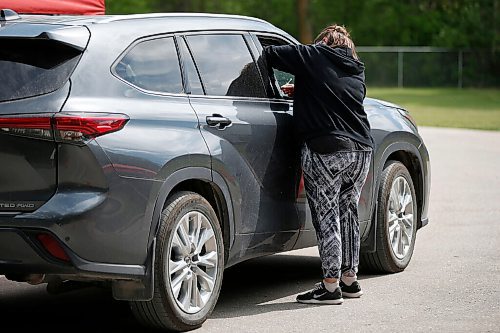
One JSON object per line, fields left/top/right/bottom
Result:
{"left": 165, "top": 178, "right": 232, "bottom": 263}
{"left": 147, "top": 167, "right": 234, "bottom": 265}
{"left": 362, "top": 139, "right": 425, "bottom": 254}
{"left": 376, "top": 139, "right": 425, "bottom": 229}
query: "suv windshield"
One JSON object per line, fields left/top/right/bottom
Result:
{"left": 0, "top": 39, "right": 82, "bottom": 102}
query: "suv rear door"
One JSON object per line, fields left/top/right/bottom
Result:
{"left": 0, "top": 23, "right": 88, "bottom": 213}
{"left": 252, "top": 32, "right": 376, "bottom": 242}
{"left": 181, "top": 32, "right": 301, "bottom": 254}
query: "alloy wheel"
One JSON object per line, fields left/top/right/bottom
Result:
{"left": 387, "top": 176, "right": 415, "bottom": 259}
{"left": 166, "top": 211, "right": 218, "bottom": 314}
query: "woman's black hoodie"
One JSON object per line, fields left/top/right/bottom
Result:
{"left": 264, "top": 44, "right": 374, "bottom": 150}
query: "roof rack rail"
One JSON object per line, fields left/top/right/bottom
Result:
{"left": 0, "top": 9, "right": 20, "bottom": 21}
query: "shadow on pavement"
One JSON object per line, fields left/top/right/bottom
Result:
{"left": 211, "top": 254, "right": 383, "bottom": 319}
{"left": 0, "top": 254, "right": 383, "bottom": 330}
{"left": 0, "top": 279, "right": 153, "bottom": 333}
{"left": 0, "top": 282, "right": 144, "bottom": 332}
{"left": 210, "top": 254, "right": 323, "bottom": 319}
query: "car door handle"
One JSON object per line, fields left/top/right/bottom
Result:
{"left": 206, "top": 114, "right": 232, "bottom": 129}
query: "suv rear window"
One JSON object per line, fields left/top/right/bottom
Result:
{"left": 0, "top": 39, "right": 82, "bottom": 102}
{"left": 114, "top": 37, "right": 183, "bottom": 94}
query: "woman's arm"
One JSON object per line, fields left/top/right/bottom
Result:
{"left": 264, "top": 44, "right": 313, "bottom": 76}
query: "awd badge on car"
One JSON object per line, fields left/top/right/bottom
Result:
{"left": 0, "top": 201, "right": 42, "bottom": 211}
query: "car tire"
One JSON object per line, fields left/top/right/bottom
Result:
{"left": 360, "top": 161, "right": 417, "bottom": 273}
{"left": 130, "top": 191, "right": 224, "bottom": 331}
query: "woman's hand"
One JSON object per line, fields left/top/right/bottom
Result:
{"left": 281, "top": 83, "right": 294, "bottom": 97}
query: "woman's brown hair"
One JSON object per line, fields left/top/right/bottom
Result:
{"left": 314, "top": 24, "right": 359, "bottom": 60}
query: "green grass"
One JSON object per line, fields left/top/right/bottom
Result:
{"left": 367, "top": 88, "right": 500, "bottom": 131}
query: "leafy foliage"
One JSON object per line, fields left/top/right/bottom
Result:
{"left": 105, "top": 0, "right": 498, "bottom": 86}
{"left": 106, "top": 0, "right": 497, "bottom": 51}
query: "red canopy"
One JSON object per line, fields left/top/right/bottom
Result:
{"left": 0, "top": 0, "right": 105, "bottom": 15}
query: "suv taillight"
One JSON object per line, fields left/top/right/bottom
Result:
{"left": 53, "top": 113, "right": 129, "bottom": 143}
{"left": 0, "top": 113, "right": 129, "bottom": 143}
{"left": 0, "top": 114, "right": 53, "bottom": 140}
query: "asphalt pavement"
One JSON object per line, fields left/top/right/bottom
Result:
{"left": 1, "top": 126, "right": 499, "bottom": 332}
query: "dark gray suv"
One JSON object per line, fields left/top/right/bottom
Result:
{"left": 0, "top": 11, "right": 430, "bottom": 331}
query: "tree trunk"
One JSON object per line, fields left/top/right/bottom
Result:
{"left": 493, "top": 0, "right": 498, "bottom": 53}
{"left": 195, "top": 0, "right": 206, "bottom": 12}
{"left": 296, "top": 0, "right": 313, "bottom": 44}
{"left": 178, "top": 0, "right": 191, "bottom": 12}
{"left": 153, "top": 0, "right": 191, "bottom": 12}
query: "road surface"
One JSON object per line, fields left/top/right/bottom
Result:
{"left": 1, "top": 127, "right": 499, "bottom": 332}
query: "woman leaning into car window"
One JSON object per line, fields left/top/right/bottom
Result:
{"left": 264, "top": 24, "right": 374, "bottom": 305}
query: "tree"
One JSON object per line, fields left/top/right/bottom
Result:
{"left": 297, "top": 0, "right": 313, "bottom": 43}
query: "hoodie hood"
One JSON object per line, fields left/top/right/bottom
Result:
{"left": 317, "top": 44, "right": 365, "bottom": 75}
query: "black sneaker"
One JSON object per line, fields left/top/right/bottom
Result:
{"left": 296, "top": 282, "right": 343, "bottom": 305}
{"left": 339, "top": 280, "right": 363, "bottom": 298}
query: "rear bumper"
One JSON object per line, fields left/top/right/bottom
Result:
{"left": 0, "top": 227, "right": 145, "bottom": 279}
{"left": 0, "top": 163, "right": 159, "bottom": 267}
{"left": 0, "top": 228, "right": 75, "bottom": 275}
{"left": 0, "top": 226, "right": 154, "bottom": 301}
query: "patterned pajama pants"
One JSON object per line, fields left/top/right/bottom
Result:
{"left": 301, "top": 143, "right": 372, "bottom": 279}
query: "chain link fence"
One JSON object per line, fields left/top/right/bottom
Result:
{"left": 357, "top": 47, "right": 499, "bottom": 88}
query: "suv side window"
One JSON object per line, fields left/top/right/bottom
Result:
{"left": 186, "top": 34, "right": 266, "bottom": 98}
{"left": 115, "top": 37, "right": 183, "bottom": 94}
{"left": 256, "top": 35, "right": 295, "bottom": 99}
